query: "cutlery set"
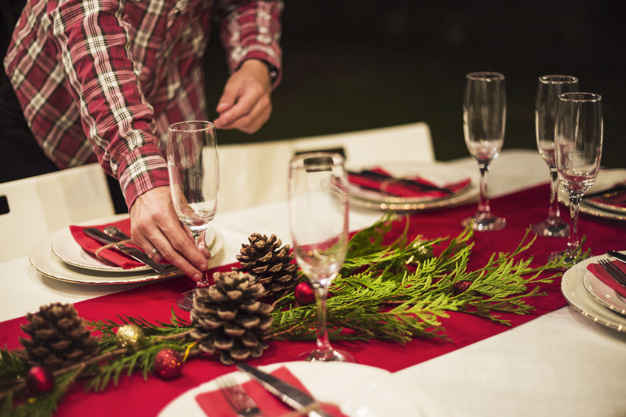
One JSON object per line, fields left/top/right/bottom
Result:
{"left": 216, "top": 364, "right": 334, "bottom": 417}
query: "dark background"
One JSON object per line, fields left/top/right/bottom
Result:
{"left": 205, "top": 0, "right": 624, "bottom": 168}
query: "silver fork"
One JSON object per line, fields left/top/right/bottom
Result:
{"left": 598, "top": 259, "right": 626, "bottom": 286}
{"left": 217, "top": 373, "right": 264, "bottom": 417}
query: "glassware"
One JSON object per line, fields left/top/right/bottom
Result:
{"left": 550, "top": 93, "right": 603, "bottom": 261}
{"left": 167, "top": 121, "right": 219, "bottom": 311}
{"left": 531, "top": 75, "right": 579, "bottom": 237}
{"left": 288, "top": 152, "right": 354, "bottom": 362}
{"left": 462, "top": 72, "right": 507, "bottom": 231}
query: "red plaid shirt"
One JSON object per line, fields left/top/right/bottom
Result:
{"left": 4, "top": 0, "right": 282, "bottom": 208}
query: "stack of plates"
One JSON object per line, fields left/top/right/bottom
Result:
{"left": 28, "top": 215, "right": 224, "bottom": 285}
{"left": 561, "top": 252, "right": 626, "bottom": 332}
{"left": 560, "top": 169, "right": 626, "bottom": 221}
{"left": 347, "top": 162, "right": 479, "bottom": 211}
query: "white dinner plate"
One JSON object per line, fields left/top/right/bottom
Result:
{"left": 561, "top": 253, "right": 626, "bottom": 331}
{"left": 51, "top": 218, "right": 218, "bottom": 273}
{"left": 348, "top": 162, "right": 479, "bottom": 211}
{"left": 583, "top": 266, "right": 626, "bottom": 316}
{"left": 28, "top": 226, "right": 224, "bottom": 285}
{"left": 559, "top": 168, "right": 626, "bottom": 221}
{"left": 159, "top": 361, "right": 444, "bottom": 417}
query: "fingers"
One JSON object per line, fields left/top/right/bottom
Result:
{"left": 215, "top": 92, "right": 272, "bottom": 133}
{"left": 129, "top": 187, "right": 209, "bottom": 282}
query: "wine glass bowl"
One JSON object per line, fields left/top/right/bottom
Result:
{"left": 550, "top": 92, "right": 603, "bottom": 261}
{"left": 462, "top": 72, "right": 507, "bottom": 232}
{"left": 531, "top": 75, "right": 579, "bottom": 237}
{"left": 288, "top": 152, "right": 353, "bottom": 362}
{"left": 167, "top": 121, "right": 219, "bottom": 311}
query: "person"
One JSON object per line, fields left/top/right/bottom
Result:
{"left": 1, "top": 0, "right": 283, "bottom": 282}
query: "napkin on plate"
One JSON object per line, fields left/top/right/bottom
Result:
{"left": 348, "top": 167, "right": 471, "bottom": 199}
{"left": 588, "top": 189, "right": 626, "bottom": 209}
{"left": 586, "top": 260, "right": 626, "bottom": 298}
{"left": 195, "top": 366, "right": 348, "bottom": 417}
{"left": 70, "top": 218, "right": 161, "bottom": 269}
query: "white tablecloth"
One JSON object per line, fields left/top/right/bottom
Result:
{"left": 1, "top": 149, "right": 625, "bottom": 417}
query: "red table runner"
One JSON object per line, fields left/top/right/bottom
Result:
{"left": 2, "top": 184, "right": 625, "bottom": 416}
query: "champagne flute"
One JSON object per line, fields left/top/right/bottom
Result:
{"left": 531, "top": 75, "right": 579, "bottom": 237}
{"left": 288, "top": 152, "right": 354, "bottom": 362}
{"left": 462, "top": 72, "right": 507, "bottom": 231}
{"left": 167, "top": 121, "right": 219, "bottom": 311}
{"left": 550, "top": 93, "right": 602, "bottom": 261}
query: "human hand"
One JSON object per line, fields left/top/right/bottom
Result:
{"left": 129, "top": 186, "right": 209, "bottom": 282}
{"left": 213, "top": 59, "right": 273, "bottom": 134}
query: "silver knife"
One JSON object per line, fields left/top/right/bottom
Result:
{"left": 236, "top": 363, "right": 334, "bottom": 417}
{"left": 607, "top": 251, "right": 626, "bottom": 265}
{"left": 82, "top": 227, "right": 167, "bottom": 274}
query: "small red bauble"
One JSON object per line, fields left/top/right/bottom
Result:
{"left": 25, "top": 366, "right": 55, "bottom": 394}
{"left": 154, "top": 348, "right": 183, "bottom": 379}
{"left": 452, "top": 280, "right": 472, "bottom": 295}
{"left": 294, "top": 281, "right": 315, "bottom": 305}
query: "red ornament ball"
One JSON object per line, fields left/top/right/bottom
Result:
{"left": 26, "top": 366, "right": 55, "bottom": 394}
{"left": 295, "top": 281, "right": 315, "bottom": 305}
{"left": 452, "top": 280, "right": 472, "bottom": 295}
{"left": 154, "top": 348, "right": 183, "bottom": 379}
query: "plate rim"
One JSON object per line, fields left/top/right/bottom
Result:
{"left": 561, "top": 253, "right": 626, "bottom": 332}
{"left": 582, "top": 267, "right": 626, "bottom": 316}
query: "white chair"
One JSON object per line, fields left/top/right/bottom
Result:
{"left": 0, "top": 163, "right": 115, "bottom": 262}
{"left": 217, "top": 122, "right": 434, "bottom": 212}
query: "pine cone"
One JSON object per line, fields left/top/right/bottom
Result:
{"left": 236, "top": 233, "right": 298, "bottom": 298}
{"left": 19, "top": 303, "right": 99, "bottom": 370}
{"left": 190, "top": 271, "right": 274, "bottom": 365}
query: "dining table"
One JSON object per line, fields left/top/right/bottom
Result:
{"left": 1, "top": 148, "right": 625, "bottom": 417}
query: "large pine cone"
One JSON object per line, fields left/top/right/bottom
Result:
{"left": 19, "top": 303, "right": 99, "bottom": 370}
{"left": 236, "top": 233, "right": 298, "bottom": 298}
{"left": 190, "top": 271, "right": 274, "bottom": 365}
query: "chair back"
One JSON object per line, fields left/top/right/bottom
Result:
{"left": 0, "top": 164, "right": 115, "bottom": 262}
{"left": 217, "top": 122, "right": 434, "bottom": 212}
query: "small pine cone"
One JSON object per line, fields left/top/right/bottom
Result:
{"left": 19, "top": 303, "right": 99, "bottom": 370}
{"left": 190, "top": 271, "right": 274, "bottom": 365}
{"left": 236, "top": 233, "right": 298, "bottom": 298}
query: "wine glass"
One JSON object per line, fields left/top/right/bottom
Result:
{"left": 550, "top": 93, "right": 602, "bottom": 261}
{"left": 288, "top": 152, "right": 354, "bottom": 362}
{"left": 462, "top": 72, "right": 507, "bottom": 231}
{"left": 531, "top": 75, "right": 579, "bottom": 237}
{"left": 167, "top": 121, "right": 219, "bottom": 311}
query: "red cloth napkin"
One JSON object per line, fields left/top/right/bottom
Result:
{"left": 195, "top": 366, "right": 348, "bottom": 417}
{"left": 348, "top": 167, "right": 471, "bottom": 198}
{"left": 589, "top": 191, "right": 626, "bottom": 209}
{"left": 586, "top": 260, "right": 626, "bottom": 297}
{"left": 69, "top": 218, "right": 162, "bottom": 269}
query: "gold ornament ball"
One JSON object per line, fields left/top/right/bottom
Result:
{"left": 115, "top": 324, "right": 145, "bottom": 350}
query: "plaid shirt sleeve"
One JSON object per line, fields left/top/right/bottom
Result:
{"left": 47, "top": 0, "right": 169, "bottom": 208}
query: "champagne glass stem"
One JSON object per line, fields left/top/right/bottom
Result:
{"left": 548, "top": 168, "right": 561, "bottom": 219}
{"left": 567, "top": 194, "right": 582, "bottom": 252}
{"left": 477, "top": 163, "right": 491, "bottom": 214}
{"left": 313, "top": 281, "right": 332, "bottom": 356}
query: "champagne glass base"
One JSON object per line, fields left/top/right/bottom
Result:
{"left": 462, "top": 213, "right": 506, "bottom": 232}
{"left": 176, "top": 289, "right": 196, "bottom": 312}
{"left": 531, "top": 218, "right": 569, "bottom": 238}
{"left": 297, "top": 348, "right": 355, "bottom": 363}
{"left": 547, "top": 250, "right": 589, "bottom": 264}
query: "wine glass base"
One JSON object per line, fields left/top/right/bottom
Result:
{"left": 547, "top": 250, "right": 589, "bottom": 264}
{"left": 177, "top": 289, "right": 196, "bottom": 312}
{"left": 531, "top": 219, "right": 569, "bottom": 237}
{"left": 462, "top": 214, "right": 506, "bottom": 232}
{"left": 297, "top": 348, "right": 355, "bottom": 363}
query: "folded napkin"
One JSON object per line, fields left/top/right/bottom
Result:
{"left": 586, "top": 260, "right": 626, "bottom": 298}
{"left": 195, "top": 366, "right": 348, "bottom": 417}
{"left": 588, "top": 189, "right": 626, "bottom": 209}
{"left": 348, "top": 167, "right": 471, "bottom": 199}
{"left": 70, "top": 218, "right": 163, "bottom": 269}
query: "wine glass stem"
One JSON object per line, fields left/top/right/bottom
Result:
{"left": 313, "top": 281, "right": 332, "bottom": 355}
{"left": 191, "top": 230, "right": 209, "bottom": 286}
{"left": 477, "top": 163, "right": 491, "bottom": 214}
{"left": 567, "top": 194, "right": 582, "bottom": 252}
{"left": 547, "top": 167, "right": 561, "bottom": 219}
